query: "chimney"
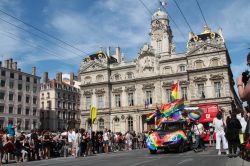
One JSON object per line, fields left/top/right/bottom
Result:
{"left": 106, "top": 46, "right": 110, "bottom": 57}
{"left": 43, "top": 72, "right": 49, "bottom": 83}
{"left": 18, "top": 68, "right": 21, "bottom": 72}
{"left": 4, "top": 59, "right": 9, "bottom": 68}
{"left": 115, "top": 47, "right": 120, "bottom": 63}
{"left": 9, "top": 58, "right": 13, "bottom": 69}
{"left": 121, "top": 52, "right": 126, "bottom": 64}
{"left": 32, "top": 66, "right": 36, "bottom": 76}
{"left": 70, "top": 72, "right": 74, "bottom": 85}
{"left": 13, "top": 62, "right": 17, "bottom": 70}
{"left": 56, "top": 72, "right": 62, "bottom": 83}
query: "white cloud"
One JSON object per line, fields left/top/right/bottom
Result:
{"left": 217, "top": 0, "right": 250, "bottom": 41}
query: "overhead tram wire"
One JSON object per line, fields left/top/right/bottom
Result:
{"left": 195, "top": 0, "right": 208, "bottom": 26}
{"left": 160, "top": 4, "right": 186, "bottom": 40}
{"left": 173, "top": 0, "right": 193, "bottom": 32}
{"left": 138, "top": 0, "right": 186, "bottom": 52}
{"left": 0, "top": 9, "right": 89, "bottom": 56}
{"left": 0, "top": 16, "right": 83, "bottom": 58}
{"left": 0, "top": 30, "right": 79, "bottom": 65}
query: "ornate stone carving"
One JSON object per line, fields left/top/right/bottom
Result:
{"left": 83, "top": 89, "right": 93, "bottom": 96}
{"left": 95, "top": 88, "right": 105, "bottom": 94}
{"left": 112, "top": 87, "right": 123, "bottom": 93}
{"left": 209, "top": 73, "right": 224, "bottom": 80}
{"left": 142, "top": 83, "right": 155, "bottom": 90}
{"left": 125, "top": 85, "right": 136, "bottom": 92}
{"left": 179, "top": 80, "right": 189, "bottom": 85}
{"left": 162, "top": 81, "right": 174, "bottom": 87}
{"left": 193, "top": 75, "right": 207, "bottom": 82}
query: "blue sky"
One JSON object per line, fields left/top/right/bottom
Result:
{"left": 0, "top": 0, "right": 249, "bottom": 81}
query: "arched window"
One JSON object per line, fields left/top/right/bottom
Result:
{"left": 128, "top": 117, "right": 133, "bottom": 131}
{"left": 96, "top": 75, "right": 104, "bottom": 82}
{"left": 195, "top": 60, "right": 203, "bottom": 69}
{"left": 99, "top": 118, "right": 104, "bottom": 131}
{"left": 85, "top": 76, "right": 92, "bottom": 84}
{"left": 163, "top": 67, "right": 172, "bottom": 74}
{"left": 211, "top": 58, "right": 219, "bottom": 67}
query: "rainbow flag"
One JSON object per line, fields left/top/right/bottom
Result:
{"left": 146, "top": 108, "right": 162, "bottom": 121}
{"left": 171, "top": 82, "right": 179, "bottom": 101}
{"left": 146, "top": 112, "right": 156, "bottom": 121}
{"left": 161, "top": 98, "right": 184, "bottom": 117}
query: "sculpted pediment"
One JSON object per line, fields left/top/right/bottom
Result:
{"left": 112, "top": 87, "right": 123, "bottom": 93}
{"left": 95, "top": 88, "right": 105, "bottom": 94}
{"left": 83, "top": 89, "right": 93, "bottom": 96}
{"left": 209, "top": 73, "right": 224, "bottom": 80}
{"left": 125, "top": 85, "right": 136, "bottom": 92}
{"left": 193, "top": 75, "right": 207, "bottom": 82}
{"left": 162, "top": 81, "right": 174, "bottom": 87}
{"left": 80, "top": 61, "right": 106, "bottom": 72}
{"left": 188, "top": 43, "right": 223, "bottom": 55}
{"left": 179, "top": 80, "right": 189, "bottom": 85}
{"left": 142, "top": 83, "right": 155, "bottom": 90}
{"left": 138, "top": 43, "right": 155, "bottom": 59}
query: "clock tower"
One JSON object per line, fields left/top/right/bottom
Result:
{"left": 150, "top": 8, "right": 173, "bottom": 56}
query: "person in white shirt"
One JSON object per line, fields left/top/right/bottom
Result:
{"left": 192, "top": 120, "right": 205, "bottom": 152}
{"left": 213, "top": 111, "right": 229, "bottom": 155}
{"left": 68, "top": 129, "right": 76, "bottom": 156}
{"left": 103, "top": 128, "right": 110, "bottom": 154}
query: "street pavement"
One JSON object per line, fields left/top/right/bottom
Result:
{"left": 9, "top": 147, "right": 249, "bottom": 166}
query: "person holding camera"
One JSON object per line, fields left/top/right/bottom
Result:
{"left": 237, "top": 52, "right": 250, "bottom": 102}
{"left": 237, "top": 52, "right": 250, "bottom": 142}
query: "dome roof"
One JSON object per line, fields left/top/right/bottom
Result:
{"left": 152, "top": 8, "right": 167, "bottom": 20}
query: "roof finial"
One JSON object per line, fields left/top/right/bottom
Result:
{"left": 98, "top": 46, "right": 103, "bottom": 54}
{"left": 202, "top": 24, "right": 211, "bottom": 34}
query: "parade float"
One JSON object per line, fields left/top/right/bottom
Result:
{"left": 146, "top": 82, "right": 204, "bottom": 154}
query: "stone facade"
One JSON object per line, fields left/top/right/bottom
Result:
{"left": 40, "top": 72, "right": 81, "bottom": 131}
{"left": 0, "top": 59, "right": 40, "bottom": 132}
{"left": 79, "top": 9, "right": 241, "bottom": 133}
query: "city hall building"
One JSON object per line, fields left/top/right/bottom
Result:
{"left": 79, "top": 9, "right": 241, "bottom": 133}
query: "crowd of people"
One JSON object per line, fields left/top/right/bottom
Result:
{"left": 0, "top": 125, "right": 148, "bottom": 164}
{"left": 188, "top": 108, "right": 250, "bottom": 159}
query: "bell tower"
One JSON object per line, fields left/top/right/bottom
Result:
{"left": 150, "top": 8, "right": 173, "bottom": 56}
